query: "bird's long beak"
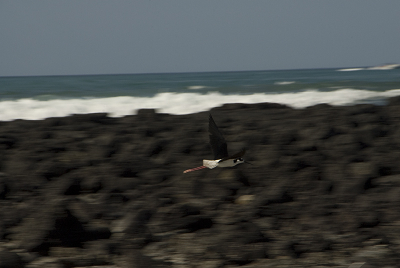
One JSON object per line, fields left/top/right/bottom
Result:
{"left": 244, "top": 161, "right": 253, "bottom": 165}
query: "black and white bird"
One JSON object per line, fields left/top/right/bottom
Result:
{"left": 183, "top": 114, "right": 247, "bottom": 173}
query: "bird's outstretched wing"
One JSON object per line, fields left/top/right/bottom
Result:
{"left": 209, "top": 114, "right": 228, "bottom": 160}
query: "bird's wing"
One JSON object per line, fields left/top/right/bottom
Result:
{"left": 209, "top": 114, "right": 228, "bottom": 159}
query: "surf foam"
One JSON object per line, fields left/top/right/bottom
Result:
{"left": 1, "top": 88, "right": 400, "bottom": 121}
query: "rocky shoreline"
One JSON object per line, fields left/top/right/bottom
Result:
{"left": 1, "top": 98, "right": 400, "bottom": 267}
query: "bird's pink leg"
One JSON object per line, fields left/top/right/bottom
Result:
{"left": 183, "top": 165, "right": 207, "bottom": 173}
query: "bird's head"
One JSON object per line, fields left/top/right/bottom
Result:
{"left": 233, "top": 157, "right": 244, "bottom": 166}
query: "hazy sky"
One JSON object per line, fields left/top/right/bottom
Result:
{"left": 1, "top": 1, "right": 400, "bottom": 76}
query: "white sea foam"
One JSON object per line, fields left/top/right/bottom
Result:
{"left": 1, "top": 88, "right": 400, "bottom": 121}
{"left": 337, "top": 68, "right": 365, "bottom": 72}
{"left": 274, "top": 81, "right": 295, "bottom": 85}
{"left": 187, "top": 85, "right": 209, "bottom": 90}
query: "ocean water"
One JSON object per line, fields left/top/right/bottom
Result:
{"left": 1, "top": 68, "right": 400, "bottom": 121}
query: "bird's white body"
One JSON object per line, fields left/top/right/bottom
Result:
{"left": 203, "top": 158, "right": 244, "bottom": 169}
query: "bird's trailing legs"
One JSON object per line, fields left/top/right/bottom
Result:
{"left": 183, "top": 165, "right": 207, "bottom": 173}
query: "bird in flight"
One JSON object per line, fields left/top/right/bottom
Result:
{"left": 183, "top": 114, "right": 248, "bottom": 173}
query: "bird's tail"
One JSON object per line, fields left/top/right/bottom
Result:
{"left": 183, "top": 165, "right": 207, "bottom": 173}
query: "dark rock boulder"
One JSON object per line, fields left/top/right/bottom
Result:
{"left": 0, "top": 250, "right": 23, "bottom": 268}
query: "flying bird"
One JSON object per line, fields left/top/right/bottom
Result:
{"left": 183, "top": 114, "right": 248, "bottom": 173}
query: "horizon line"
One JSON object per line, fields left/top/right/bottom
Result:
{"left": 0, "top": 64, "right": 392, "bottom": 79}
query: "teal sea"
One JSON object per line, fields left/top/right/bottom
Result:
{"left": 1, "top": 68, "right": 400, "bottom": 121}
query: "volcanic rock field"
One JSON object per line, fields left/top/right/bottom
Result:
{"left": 2, "top": 98, "right": 400, "bottom": 267}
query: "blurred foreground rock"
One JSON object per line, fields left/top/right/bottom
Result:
{"left": 1, "top": 99, "right": 400, "bottom": 267}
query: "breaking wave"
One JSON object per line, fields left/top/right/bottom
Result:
{"left": 1, "top": 88, "right": 400, "bottom": 121}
